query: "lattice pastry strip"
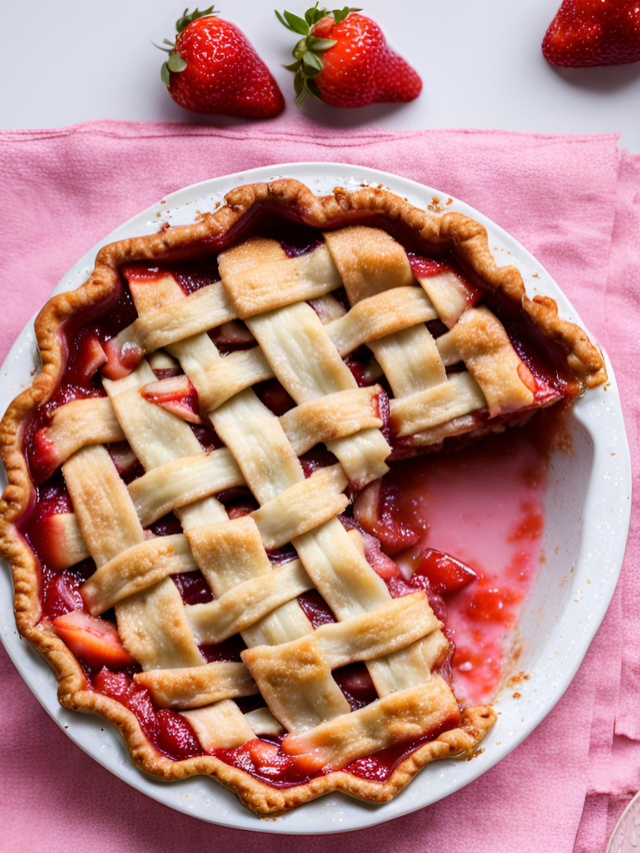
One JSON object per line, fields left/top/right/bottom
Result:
{"left": 105, "top": 242, "right": 342, "bottom": 372}
{"left": 242, "top": 592, "right": 442, "bottom": 733}
{"left": 219, "top": 239, "right": 392, "bottom": 488}
{"left": 414, "top": 265, "right": 478, "bottom": 328}
{"left": 104, "top": 365, "right": 317, "bottom": 643}
{"left": 101, "top": 353, "right": 350, "bottom": 738}
{"left": 125, "top": 256, "right": 449, "bottom": 710}
{"left": 324, "top": 226, "right": 536, "bottom": 438}
{"left": 185, "top": 558, "right": 314, "bottom": 646}
{"left": 283, "top": 676, "right": 460, "bottom": 772}
{"left": 36, "top": 385, "right": 384, "bottom": 540}
{"left": 62, "top": 224, "right": 514, "bottom": 762}
{"left": 221, "top": 240, "right": 342, "bottom": 318}
{"left": 116, "top": 271, "right": 443, "bottom": 748}
{"left": 135, "top": 663, "right": 258, "bottom": 710}
{"left": 62, "top": 446, "right": 205, "bottom": 671}
{"left": 436, "top": 306, "right": 535, "bottom": 413}
{"left": 39, "top": 397, "right": 125, "bottom": 472}
{"left": 209, "top": 385, "right": 438, "bottom": 707}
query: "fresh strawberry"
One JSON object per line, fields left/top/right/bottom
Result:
{"left": 542, "top": 0, "right": 640, "bottom": 67}
{"left": 413, "top": 548, "right": 477, "bottom": 596}
{"left": 157, "top": 7, "right": 285, "bottom": 116}
{"left": 277, "top": 5, "right": 422, "bottom": 107}
{"left": 53, "top": 611, "right": 135, "bottom": 669}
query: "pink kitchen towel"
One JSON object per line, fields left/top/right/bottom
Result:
{"left": 0, "top": 120, "right": 638, "bottom": 853}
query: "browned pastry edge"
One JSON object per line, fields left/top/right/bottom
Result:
{"left": 0, "top": 179, "right": 603, "bottom": 816}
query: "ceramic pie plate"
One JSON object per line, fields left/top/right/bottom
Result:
{"left": 0, "top": 163, "right": 631, "bottom": 834}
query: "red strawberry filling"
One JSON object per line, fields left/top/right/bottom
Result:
{"left": 353, "top": 480, "right": 421, "bottom": 554}
{"left": 94, "top": 668, "right": 203, "bottom": 760}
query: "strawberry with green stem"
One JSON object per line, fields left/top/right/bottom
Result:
{"left": 276, "top": 4, "right": 422, "bottom": 108}
{"left": 156, "top": 7, "right": 284, "bottom": 117}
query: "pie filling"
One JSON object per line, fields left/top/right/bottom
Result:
{"left": 16, "top": 212, "right": 579, "bottom": 789}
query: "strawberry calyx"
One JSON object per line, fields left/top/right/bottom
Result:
{"left": 155, "top": 6, "right": 219, "bottom": 86}
{"left": 276, "top": 3, "right": 361, "bottom": 105}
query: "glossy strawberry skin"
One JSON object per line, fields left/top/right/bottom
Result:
{"left": 543, "top": 0, "right": 640, "bottom": 67}
{"left": 167, "top": 17, "right": 285, "bottom": 117}
{"left": 317, "top": 14, "right": 422, "bottom": 107}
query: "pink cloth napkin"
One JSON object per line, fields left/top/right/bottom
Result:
{"left": 0, "top": 120, "right": 638, "bottom": 852}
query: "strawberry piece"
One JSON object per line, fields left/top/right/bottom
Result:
{"left": 333, "top": 663, "right": 377, "bottom": 709}
{"left": 156, "top": 709, "right": 202, "bottom": 759}
{"left": 209, "top": 321, "right": 255, "bottom": 350}
{"left": 517, "top": 361, "right": 537, "bottom": 394}
{"left": 107, "top": 442, "right": 139, "bottom": 476}
{"left": 93, "top": 667, "right": 131, "bottom": 702}
{"left": 352, "top": 480, "right": 420, "bottom": 555}
{"left": 280, "top": 736, "right": 325, "bottom": 772}
{"left": 53, "top": 611, "right": 135, "bottom": 669}
{"left": 414, "top": 548, "right": 477, "bottom": 596}
{"left": 44, "top": 573, "right": 85, "bottom": 620}
{"left": 255, "top": 379, "right": 295, "bottom": 415}
{"left": 29, "top": 512, "right": 87, "bottom": 572}
{"left": 28, "top": 428, "right": 59, "bottom": 485}
{"left": 245, "top": 739, "right": 280, "bottom": 765}
{"left": 66, "top": 332, "right": 108, "bottom": 386}
{"left": 102, "top": 338, "right": 143, "bottom": 380}
{"left": 226, "top": 502, "right": 256, "bottom": 519}
{"left": 231, "top": 739, "right": 294, "bottom": 779}
{"left": 157, "top": 7, "right": 284, "bottom": 117}
{"left": 297, "top": 589, "right": 336, "bottom": 627}
{"left": 140, "top": 375, "right": 202, "bottom": 424}
{"left": 277, "top": 6, "right": 422, "bottom": 107}
{"left": 542, "top": 0, "right": 640, "bottom": 67}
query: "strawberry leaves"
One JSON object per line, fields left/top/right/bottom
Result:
{"left": 277, "top": 4, "right": 360, "bottom": 105}
{"left": 159, "top": 47, "right": 188, "bottom": 86}
{"left": 176, "top": 5, "right": 218, "bottom": 33}
{"left": 333, "top": 6, "right": 357, "bottom": 24}
{"left": 156, "top": 7, "right": 219, "bottom": 85}
{"left": 276, "top": 10, "right": 310, "bottom": 34}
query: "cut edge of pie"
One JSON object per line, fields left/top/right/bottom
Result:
{"left": 0, "top": 179, "right": 605, "bottom": 818}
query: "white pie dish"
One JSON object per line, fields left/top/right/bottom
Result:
{"left": 0, "top": 162, "right": 631, "bottom": 834}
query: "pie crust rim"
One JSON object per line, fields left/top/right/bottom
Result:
{"left": 0, "top": 178, "right": 606, "bottom": 817}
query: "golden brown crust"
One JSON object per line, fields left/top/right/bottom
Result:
{"left": 0, "top": 178, "right": 602, "bottom": 817}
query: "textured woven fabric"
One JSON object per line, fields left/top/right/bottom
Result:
{"left": 0, "top": 119, "right": 637, "bottom": 852}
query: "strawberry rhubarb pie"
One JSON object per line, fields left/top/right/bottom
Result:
{"left": 0, "top": 180, "right": 606, "bottom": 816}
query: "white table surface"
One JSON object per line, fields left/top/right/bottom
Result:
{"left": 3, "top": 0, "right": 640, "bottom": 151}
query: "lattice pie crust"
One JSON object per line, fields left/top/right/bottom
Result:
{"left": 0, "top": 180, "right": 605, "bottom": 816}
